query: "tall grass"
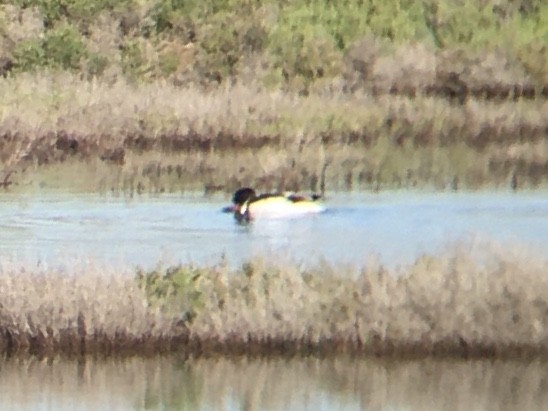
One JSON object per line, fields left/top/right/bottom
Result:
{"left": 0, "top": 263, "right": 179, "bottom": 355}
{"left": 1, "top": 74, "right": 546, "bottom": 192}
{"left": 0, "top": 241, "right": 546, "bottom": 358}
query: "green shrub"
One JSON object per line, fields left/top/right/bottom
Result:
{"left": 504, "top": 4, "right": 548, "bottom": 83}
{"left": 266, "top": 0, "right": 433, "bottom": 89}
{"left": 366, "top": 0, "right": 430, "bottom": 43}
{"left": 148, "top": 0, "right": 179, "bottom": 33}
{"left": 137, "top": 266, "right": 204, "bottom": 321}
{"left": 10, "top": 0, "right": 134, "bottom": 27}
{"left": 12, "top": 23, "right": 87, "bottom": 70}
{"left": 43, "top": 23, "right": 87, "bottom": 69}
{"left": 268, "top": 6, "right": 344, "bottom": 90}
{"left": 196, "top": 11, "right": 245, "bottom": 82}
{"left": 86, "top": 52, "right": 109, "bottom": 77}
{"left": 158, "top": 49, "right": 180, "bottom": 76}
{"left": 12, "top": 38, "right": 45, "bottom": 71}
{"left": 147, "top": 0, "right": 236, "bottom": 34}
{"left": 429, "top": 1, "right": 499, "bottom": 48}
{"left": 147, "top": 0, "right": 266, "bottom": 83}
{"left": 120, "top": 39, "right": 147, "bottom": 79}
{"left": 3, "top": 0, "right": 547, "bottom": 87}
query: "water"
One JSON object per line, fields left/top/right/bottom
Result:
{"left": 0, "top": 191, "right": 547, "bottom": 269}
{"left": 1, "top": 190, "right": 547, "bottom": 410}
{"left": 0, "top": 355, "right": 546, "bottom": 411}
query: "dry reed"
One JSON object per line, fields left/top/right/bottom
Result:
{"left": 0, "top": 241, "right": 546, "bottom": 358}
{"left": 0, "top": 73, "right": 546, "bottom": 192}
{"left": 0, "top": 263, "right": 181, "bottom": 356}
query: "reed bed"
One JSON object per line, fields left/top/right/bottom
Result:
{"left": 0, "top": 74, "right": 546, "bottom": 192}
{"left": 0, "top": 264, "right": 180, "bottom": 356}
{"left": 0, "top": 242, "right": 546, "bottom": 358}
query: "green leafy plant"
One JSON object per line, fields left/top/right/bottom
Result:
{"left": 86, "top": 52, "right": 109, "bottom": 77}
{"left": 42, "top": 23, "right": 87, "bottom": 69}
{"left": 11, "top": 23, "right": 87, "bottom": 70}
{"left": 120, "top": 39, "right": 147, "bottom": 79}
{"left": 12, "top": 38, "right": 45, "bottom": 71}
{"left": 2, "top": 0, "right": 546, "bottom": 89}
{"left": 137, "top": 266, "right": 204, "bottom": 322}
{"left": 10, "top": 0, "right": 134, "bottom": 27}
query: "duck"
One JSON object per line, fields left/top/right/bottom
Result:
{"left": 222, "top": 187, "right": 326, "bottom": 222}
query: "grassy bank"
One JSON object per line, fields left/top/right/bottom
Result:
{"left": 0, "top": 242, "right": 546, "bottom": 358}
{"left": 1, "top": 74, "right": 546, "bottom": 193}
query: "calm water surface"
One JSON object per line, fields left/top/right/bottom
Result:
{"left": 1, "top": 191, "right": 547, "bottom": 410}
{"left": 0, "top": 191, "right": 547, "bottom": 269}
{"left": 0, "top": 356, "right": 546, "bottom": 411}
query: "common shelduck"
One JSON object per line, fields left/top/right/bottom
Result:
{"left": 223, "top": 187, "right": 325, "bottom": 222}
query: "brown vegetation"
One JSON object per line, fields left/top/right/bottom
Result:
{"left": 0, "top": 264, "right": 182, "bottom": 356}
{"left": 0, "top": 242, "right": 546, "bottom": 358}
{"left": 0, "top": 74, "right": 546, "bottom": 193}
{"left": 0, "top": 1, "right": 546, "bottom": 193}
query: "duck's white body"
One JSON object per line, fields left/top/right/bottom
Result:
{"left": 243, "top": 196, "right": 325, "bottom": 220}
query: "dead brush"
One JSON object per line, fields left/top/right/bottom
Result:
{"left": 0, "top": 242, "right": 546, "bottom": 358}
{"left": 0, "top": 73, "right": 546, "bottom": 192}
{"left": 0, "top": 264, "right": 184, "bottom": 356}
{"left": 0, "top": 73, "right": 545, "bottom": 154}
{"left": 140, "top": 242, "right": 547, "bottom": 357}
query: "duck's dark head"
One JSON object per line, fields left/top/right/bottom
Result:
{"left": 231, "top": 187, "right": 257, "bottom": 222}
{"left": 222, "top": 187, "right": 257, "bottom": 213}
{"left": 232, "top": 187, "right": 257, "bottom": 206}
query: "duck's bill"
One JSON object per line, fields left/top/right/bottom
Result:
{"left": 221, "top": 205, "right": 236, "bottom": 213}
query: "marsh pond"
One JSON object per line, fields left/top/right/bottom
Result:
{"left": 0, "top": 355, "right": 547, "bottom": 411}
{"left": 1, "top": 191, "right": 547, "bottom": 269}
{"left": 0, "top": 190, "right": 547, "bottom": 410}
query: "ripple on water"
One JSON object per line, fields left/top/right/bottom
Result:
{"left": 0, "top": 191, "right": 546, "bottom": 269}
